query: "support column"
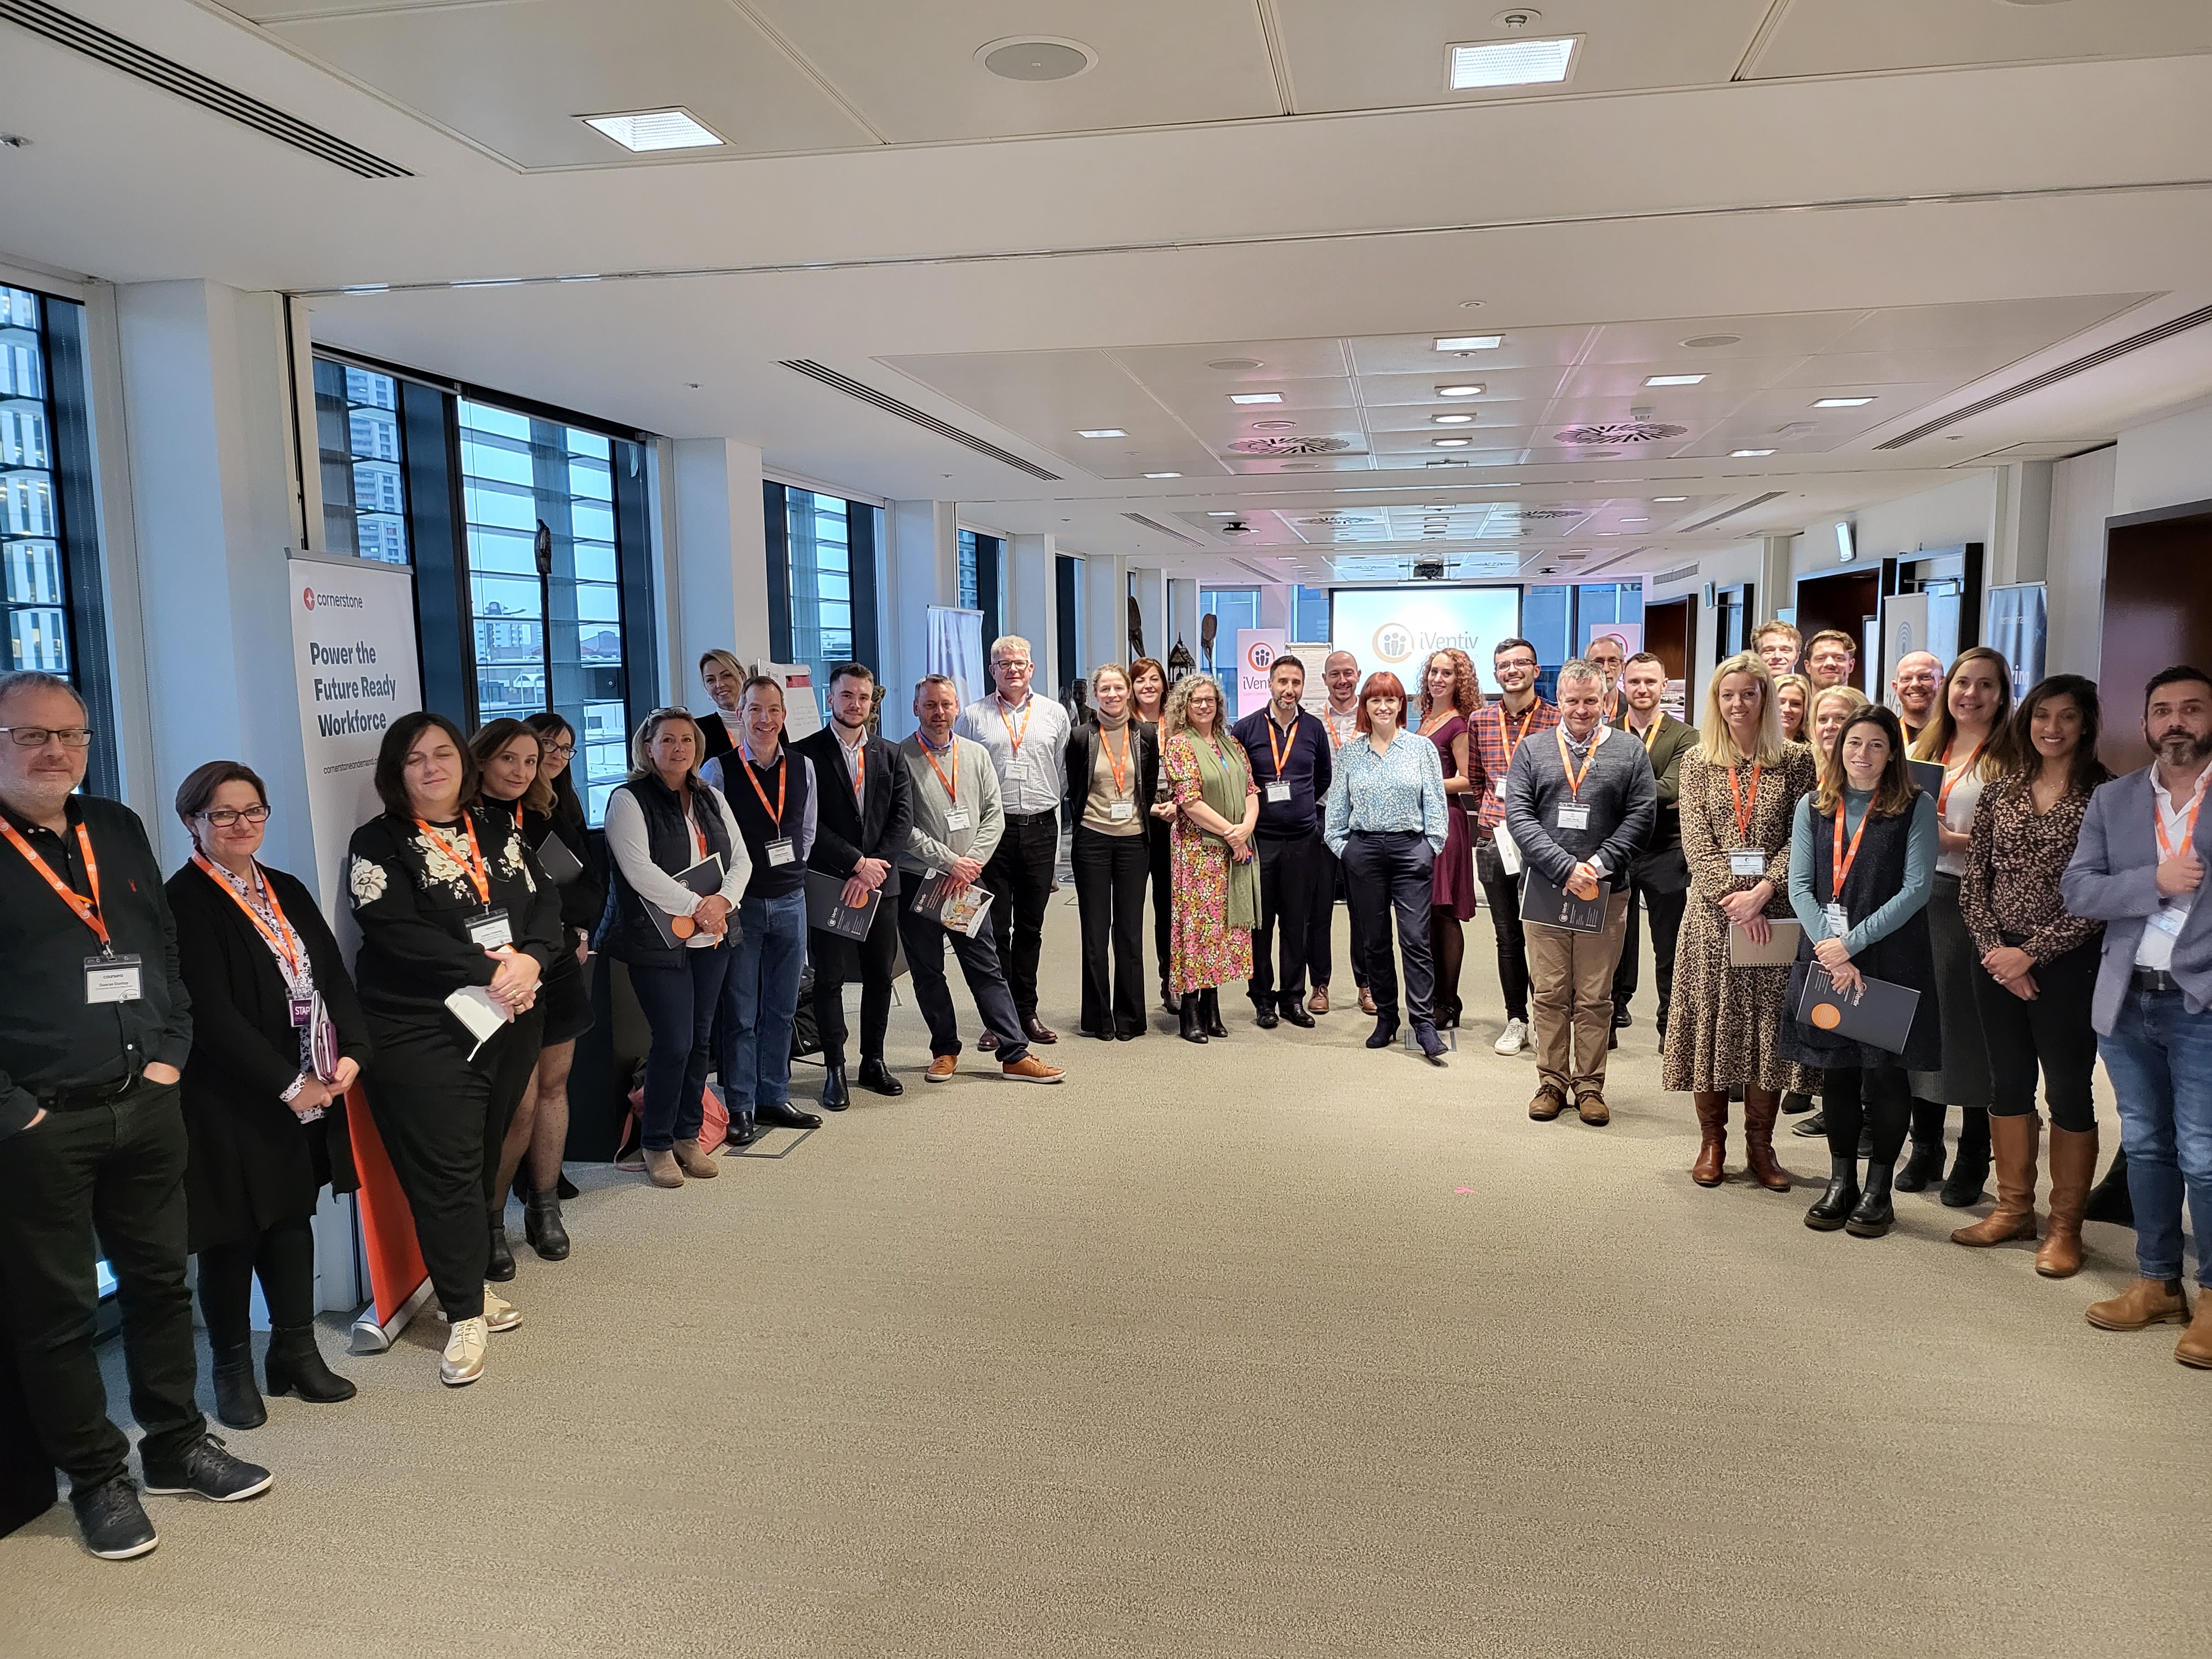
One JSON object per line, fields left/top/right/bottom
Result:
{"left": 1083, "top": 552, "right": 1126, "bottom": 676}
{"left": 1129, "top": 566, "right": 1167, "bottom": 665}
{"left": 885, "top": 499, "right": 958, "bottom": 736}
{"left": 1006, "top": 532, "right": 1058, "bottom": 694}
{"left": 670, "top": 439, "right": 771, "bottom": 687}
{"left": 1760, "top": 535, "right": 1794, "bottom": 625}
{"left": 1990, "top": 461, "right": 2054, "bottom": 589}
{"left": 1167, "top": 577, "right": 1201, "bottom": 672}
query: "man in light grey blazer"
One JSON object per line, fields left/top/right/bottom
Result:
{"left": 2060, "top": 665, "right": 2212, "bottom": 1368}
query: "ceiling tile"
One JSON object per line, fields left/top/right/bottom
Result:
{"left": 1823, "top": 295, "right": 2152, "bottom": 354}
{"left": 1749, "top": 0, "right": 2212, "bottom": 79}
{"left": 1583, "top": 312, "right": 1865, "bottom": 363}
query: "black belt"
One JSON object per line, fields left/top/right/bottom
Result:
{"left": 2132, "top": 967, "right": 2183, "bottom": 995}
{"left": 36, "top": 1076, "right": 152, "bottom": 1112}
{"left": 1004, "top": 809, "right": 1058, "bottom": 825}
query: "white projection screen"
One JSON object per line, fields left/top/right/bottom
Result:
{"left": 1328, "top": 587, "right": 1522, "bottom": 680}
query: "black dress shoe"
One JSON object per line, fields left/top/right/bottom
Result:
{"left": 857, "top": 1058, "right": 904, "bottom": 1097}
{"left": 724, "top": 1118, "right": 771, "bottom": 1149}
{"left": 71, "top": 1474, "right": 157, "bottom": 1560}
{"left": 819, "top": 1066, "right": 851, "bottom": 1111}
{"left": 756, "top": 1099, "right": 823, "bottom": 1130}
{"left": 1792, "top": 1110, "right": 1829, "bottom": 1139}
{"left": 210, "top": 1342, "right": 266, "bottom": 1431}
{"left": 1023, "top": 1015, "right": 1059, "bottom": 1044}
{"left": 1613, "top": 1005, "right": 1632, "bottom": 1029}
{"left": 1804, "top": 1158, "right": 1860, "bottom": 1232}
{"left": 977, "top": 1030, "right": 999, "bottom": 1052}
{"left": 1280, "top": 1001, "right": 1314, "bottom": 1029}
{"left": 1115, "top": 1027, "right": 1139, "bottom": 1041}
{"left": 486, "top": 1212, "right": 517, "bottom": 1282}
{"left": 1254, "top": 1005, "right": 1280, "bottom": 1030}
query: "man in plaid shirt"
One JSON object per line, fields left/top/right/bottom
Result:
{"left": 1470, "top": 637, "right": 1559, "bottom": 1056}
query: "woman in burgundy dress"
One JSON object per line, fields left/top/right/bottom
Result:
{"left": 1416, "top": 648, "right": 1484, "bottom": 1027}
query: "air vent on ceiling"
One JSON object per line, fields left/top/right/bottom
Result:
{"left": 1298, "top": 513, "right": 1372, "bottom": 528}
{"left": 1679, "top": 491, "right": 1787, "bottom": 534}
{"left": 779, "top": 361, "right": 1061, "bottom": 481}
{"left": 1877, "top": 302, "right": 2212, "bottom": 449}
{"left": 1501, "top": 507, "right": 1580, "bottom": 521}
{"left": 1653, "top": 564, "right": 1700, "bottom": 587}
{"left": 1121, "top": 513, "right": 1202, "bottom": 546}
{"left": 1226, "top": 435, "right": 1353, "bottom": 457}
{"left": 0, "top": 0, "right": 411, "bottom": 178}
{"left": 1554, "top": 421, "right": 1687, "bottom": 446}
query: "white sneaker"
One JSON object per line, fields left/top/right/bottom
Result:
{"left": 481, "top": 1288, "right": 522, "bottom": 1333}
{"left": 1494, "top": 1017, "right": 1529, "bottom": 1057}
{"left": 441, "top": 1317, "right": 488, "bottom": 1386}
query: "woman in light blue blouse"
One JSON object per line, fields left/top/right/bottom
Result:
{"left": 1324, "top": 671, "right": 1453, "bottom": 1062}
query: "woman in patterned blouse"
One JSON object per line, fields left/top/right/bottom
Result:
{"left": 1161, "top": 675, "right": 1259, "bottom": 1045}
{"left": 1955, "top": 674, "right": 2111, "bottom": 1275}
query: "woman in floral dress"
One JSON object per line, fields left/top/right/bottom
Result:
{"left": 1162, "top": 674, "right": 1259, "bottom": 1044}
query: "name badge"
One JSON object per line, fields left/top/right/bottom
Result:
{"left": 85, "top": 954, "right": 143, "bottom": 1005}
{"left": 1824, "top": 902, "right": 1850, "bottom": 940}
{"left": 290, "top": 996, "right": 315, "bottom": 1030}
{"left": 764, "top": 837, "right": 797, "bottom": 867}
{"left": 1493, "top": 778, "right": 1507, "bottom": 799}
{"left": 1556, "top": 804, "right": 1591, "bottom": 831}
{"left": 1729, "top": 849, "right": 1766, "bottom": 878}
{"left": 1108, "top": 801, "right": 1136, "bottom": 822}
{"left": 945, "top": 809, "right": 971, "bottom": 831}
{"left": 466, "top": 908, "right": 512, "bottom": 949}
{"left": 2150, "top": 904, "right": 2187, "bottom": 938}
{"left": 1265, "top": 781, "right": 1292, "bottom": 805}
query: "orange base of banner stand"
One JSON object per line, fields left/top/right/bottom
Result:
{"left": 339, "top": 1083, "right": 435, "bottom": 1354}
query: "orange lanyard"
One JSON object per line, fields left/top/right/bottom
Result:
{"left": 1729, "top": 761, "right": 1764, "bottom": 843}
{"left": 416, "top": 814, "right": 493, "bottom": 905}
{"left": 1327, "top": 709, "right": 1355, "bottom": 751}
{"left": 191, "top": 853, "right": 304, "bottom": 981}
{"left": 1265, "top": 714, "right": 1298, "bottom": 780}
{"left": 997, "top": 696, "right": 1035, "bottom": 759}
{"left": 1555, "top": 727, "right": 1599, "bottom": 800}
{"left": 1636, "top": 717, "right": 1661, "bottom": 754}
{"left": 1497, "top": 703, "right": 1537, "bottom": 765}
{"left": 739, "top": 748, "right": 786, "bottom": 834}
{"left": 1, "top": 815, "right": 111, "bottom": 950}
{"left": 2154, "top": 776, "right": 2207, "bottom": 862}
{"left": 1937, "top": 738, "right": 1985, "bottom": 816}
{"left": 1830, "top": 805, "right": 1873, "bottom": 903}
{"left": 921, "top": 739, "right": 959, "bottom": 805}
{"left": 1101, "top": 724, "right": 1131, "bottom": 796}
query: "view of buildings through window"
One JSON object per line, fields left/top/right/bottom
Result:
{"left": 781, "top": 488, "right": 869, "bottom": 695}
{"left": 1, "top": 286, "right": 67, "bottom": 675}
{"left": 312, "top": 361, "right": 409, "bottom": 565}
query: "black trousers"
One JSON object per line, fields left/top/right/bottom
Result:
{"left": 0, "top": 1079, "right": 203, "bottom": 1488}
{"left": 364, "top": 1012, "right": 540, "bottom": 1324}
{"left": 894, "top": 895, "right": 1031, "bottom": 1066}
{"left": 811, "top": 894, "right": 899, "bottom": 1067}
{"left": 1476, "top": 841, "right": 1532, "bottom": 1022}
{"left": 197, "top": 1215, "right": 316, "bottom": 1348}
{"left": 1313, "top": 846, "right": 1363, "bottom": 989}
{"left": 1072, "top": 826, "right": 1149, "bottom": 1037}
{"left": 1974, "top": 937, "right": 2100, "bottom": 1131}
{"left": 982, "top": 810, "right": 1058, "bottom": 1021}
{"left": 1824, "top": 1065, "right": 1913, "bottom": 1165}
{"left": 1611, "top": 879, "right": 1688, "bottom": 1030}
{"left": 1148, "top": 822, "right": 1173, "bottom": 989}
{"left": 1342, "top": 831, "right": 1437, "bottom": 1025}
{"left": 1250, "top": 831, "right": 1328, "bottom": 1009}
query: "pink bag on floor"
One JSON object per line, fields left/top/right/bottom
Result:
{"left": 619, "top": 1081, "right": 730, "bottom": 1167}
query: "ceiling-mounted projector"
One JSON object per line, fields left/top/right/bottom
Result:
{"left": 1412, "top": 559, "right": 1447, "bottom": 581}
{"left": 1220, "top": 519, "right": 1254, "bottom": 535}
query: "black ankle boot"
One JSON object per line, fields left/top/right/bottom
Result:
{"left": 1201, "top": 988, "right": 1228, "bottom": 1038}
{"left": 1804, "top": 1157, "right": 1860, "bottom": 1231}
{"left": 487, "top": 1209, "right": 516, "bottom": 1282}
{"left": 210, "top": 1339, "right": 267, "bottom": 1430}
{"left": 264, "top": 1324, "right": 356, "bottom": 1404}
{"left": 1941, "top": 1107, "right": 1991, "bottom": 1208}
{"left": 1365, "top": 1012, "right": 1401, "bottom": 1050}
{"left": 1847, "top": 1160, "right": 1897, "bottom": 1237}
{"left": 2083, "top": 1146, "right": 2135, "bottom": 1227}
{"left": 1179, "top": 997, "right": 1207, "bottom": 1044}
{"left": 1895, "top": 1138, "right": 1947, "bottom": 1192}
{"left": 524, "top": 1188, "right": 570, "bottom": 1260}
{"left": 1161, "top": 978, "right": 1180, "bottom": 1016}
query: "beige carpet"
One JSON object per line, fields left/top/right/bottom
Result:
{"left": 7, "top": 899, "right": 2206, "bottom": 1658}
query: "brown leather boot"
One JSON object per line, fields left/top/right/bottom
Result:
{"left": 2085, "top": 1277, "right": 2190, "bottom": 1332}
{"left": 2177, "top": 1295, "right": 2212, "bottom": 1369}
{"left": 2036, "top": 1126, "right": 2097, "bottom": 1278}
{"left": 1950, "top": 1113, "right": 2040, "bottom": 1246}
{"left": 1742, "top": 1091, "right": 1793, "bottom": 1192}
{"left": 1691, "top": 1094, "right": 1727, "bottom": 1188}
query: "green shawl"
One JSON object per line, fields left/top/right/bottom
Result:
{"left": 1187, "top": 729, "right": 1261, "bottom": 931}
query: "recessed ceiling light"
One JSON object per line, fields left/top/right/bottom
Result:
{"left": 1143, "top": 472, "right": 1181, "bottom": 479}
{"left": 1208, "top": 511, "right": 1241, "bottom": 517}
{"left": 1447, "top": 36, "right": 1579, "bottom": 90}
{"left": 1644, "top": 374, "right": 1705, "bottom": 387}
{"left": 1207, "top": 357, "right": 1262, "bottom": 371}
{"left": 1436, "top": 335, "right": 1504, "bottom": 352}
{"left": 1653, "top": 496, "right": 1688, "bottom": 503}
{"left": 1076, "top": 429, "right": 1128, "bottom": 439}
{"left": 1432, "top": 437, "right": 1473, "bottom": 448}
{"left": 1230, "top": 393, "right": 1284, "bottom": 405}
{"left": 1437, "top": 384, "right": 1484, "bottom": 397}
{"left": 1814, "top": 397, "right": 1876, "bottom": 408}
{"left": 1621, "top": 518, "right": 1647, "bottom": 524}
{"left": 1431, "top": 414, "right": 1476, "bottom": 425}
{"left": 1731, "top": 448, "right": 1776, "bottom": 457}
{"left": 977, "top": 37, "right": 1097, "bottom": 81}
{"left": 1682, "top": 334, "right": 1743, "bottom": 349}
{"left": 582, "top": 109, "right": 725, "bottom": 152}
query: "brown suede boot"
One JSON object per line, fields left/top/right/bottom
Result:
{"left": 2085, "top": 1277, "right": 2190, "bottom": 1332}
{"left": 2177, "top": 1295, "right": 2212, "bottom": 1369}
{"left": 1691, "top": 1094, "right": 1726, "bottom": 1188}
{"left": 1950, "top": 1113, "right": 2041, "bottom": 1246}
{"left": 2036, "top": 1126, "right": 2097, "bottom": 1278}
{"left": 1742, "top": 1091, "right": 1793, "bottom": 1192}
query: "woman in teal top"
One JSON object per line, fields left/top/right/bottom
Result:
{"left": 1780, "top": 705, "right": 1942, "bottom": 1238}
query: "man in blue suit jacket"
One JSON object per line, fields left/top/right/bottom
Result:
{"left": 2061, "top": 665, "right": 2212, "bottom": 1368}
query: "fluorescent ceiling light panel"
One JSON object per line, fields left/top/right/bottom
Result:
{"left": 1076, "top": 428, "right": 1128, "bottom": 439}
{"left": 1432, "top": 437, "right": 1472, "bottom": 448}
{"left": 1814, "top": 397, "right": 1876, "bottom": 408}
{"left": 1229, "top": 393, "right": 1284, "bottom": 405}
{"left": 1143, "top": 472, "right": 1181, "bottom": 479}
{"left": 582, "top": 109, "right": 724, "bottom": 153}
{"left": 1437, "top": 384, "right": 1484, "bottom": 397}
{"left": 1644, "top": 374, "right": 1705, "bottom": 387}
{"left": 1448, "top": 36, "right": 1579, "bottom": 90}
{"left": 1435, "top": 335, "right": 1504, "bottom": 351}
{"left": 1731, "top": 448, "right": 1776, "bottom": 457}
{"left": 1431, "top": 414, "right": 1476, "bottom": 425}
{"left": 1654, "top": 495, "right": 1688, "bottom": 502}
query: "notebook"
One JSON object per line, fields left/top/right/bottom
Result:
{"left": 1520, "top": 870, "right": 1611, "bottom": 933}
{"left": 1908, "top": 759, "right": 1944, "bottom": 798}
{"left": 1728, "top": 919, "right": 1804, "bottom": 967}
{"left": 910, "top": 871, "right": 995, "bottom": 938}
{"left": 805, "top": 869, "right": 883, "bottom": 942}
{"left": 534, "top": 831, "right": 585, "bottom": 886}
{"left": 1795, "top": 966, "right": 1921, "bottom": 1053}
{"left": 647, "top": 853, "right": 726, "bottom": 949}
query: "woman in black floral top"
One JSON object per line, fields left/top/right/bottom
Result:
{"left": 1955, "top": 675, "right": 2110, "bottom": 1276}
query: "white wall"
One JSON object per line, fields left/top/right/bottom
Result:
{"left": 2112, "top": 396, "right": 2212, "bottom": 518}
{"left": 1851, "top": 473, "right": 1999, "bottom": 566}
{"left": 2047, "top": 445, "right": 2116, "bottom": 678}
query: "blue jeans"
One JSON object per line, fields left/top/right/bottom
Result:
{"left": 627, "top": 946, "right": 733, "bottom": 1151}
{"left": 722, "top": 890, "right": 807, "bottom": 1112}
{"left": 2098, "top": 987, "right": 2212, "bottom": 1287}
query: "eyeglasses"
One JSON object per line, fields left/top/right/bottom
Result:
{"left": 544, "top": 743, "right": 576, "bottom": 760}
{"left": 196, "top": 805, "right": 271, "bottom": 828}
{"left": 0, "top": 726, "right": 94, "bottom": 749}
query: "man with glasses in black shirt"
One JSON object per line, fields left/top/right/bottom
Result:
{"left": 0, "top": 671, "right": 272, "bottom": 1559}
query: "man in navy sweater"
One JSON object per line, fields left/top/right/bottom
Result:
{"left": 1231, "top": 655, "right": 1333, "bottom": 1029}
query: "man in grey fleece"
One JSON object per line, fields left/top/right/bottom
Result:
{"left": 1504, "top": 659, "right": 1658, "bottom": 1124}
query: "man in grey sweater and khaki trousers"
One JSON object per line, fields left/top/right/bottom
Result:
{"left": 1504, "top": 659, "right": 1658, "bottom": 1124}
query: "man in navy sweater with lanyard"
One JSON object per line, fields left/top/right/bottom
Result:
{"left": 1231, "top": 655, "right": 1333, "bottom": 1029}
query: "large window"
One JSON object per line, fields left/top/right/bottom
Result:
{"left": 958, "top": 528, "right": 1002, "bottom": 649}
{"left": 313, "top": 361, "right": 409, "bottom": 565}
{"left": 1292, "top": 584, "right": 1331, "bottom": 643}
{"left": 765, "top": 484, "right": 879, "bottom": 695}
{"left": 1198, "top": 586, "right": 1260, "bottom": 677}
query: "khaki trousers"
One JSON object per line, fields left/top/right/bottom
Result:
{"left": 1525, "top": 890, "right": 1631, "bottom": 1099}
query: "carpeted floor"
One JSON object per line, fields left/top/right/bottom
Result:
{"left": 6, "top": 898, "right": 2206, "bottom": 1657}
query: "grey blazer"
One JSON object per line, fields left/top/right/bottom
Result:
{"left": 2059, "top": 765, "right": 2212, "bottom": 1034}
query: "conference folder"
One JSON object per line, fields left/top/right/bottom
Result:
{"left": 533, "top": 831, "right": 585, "bottom": 886}
{"left": 647, "top": 853, "right": 727, "bottom": 949}
{"left": 1520, "top": 870, "right": 1611, "bottom": 933}
{"left": 804, "top": 869, "right": 883, "bottom": 941}
{"left": 909, "top": 872, "right": 994, "bottom": 938}
{"left": 1908, "top": 759, "right": 1944, "bottom": 798}
{"left": 1794, "top": 966, "right": 1920, "bottom": 1053}
{"left": 1728, "top": 920, "right": 1804, "bottom": 967}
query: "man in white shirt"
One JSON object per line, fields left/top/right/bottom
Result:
{"left": 1313, "top": 650, "right": 1370, "bottom": 1014}
{"left": 956, "top": 635, "right": 1073, "bottom": 1045}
